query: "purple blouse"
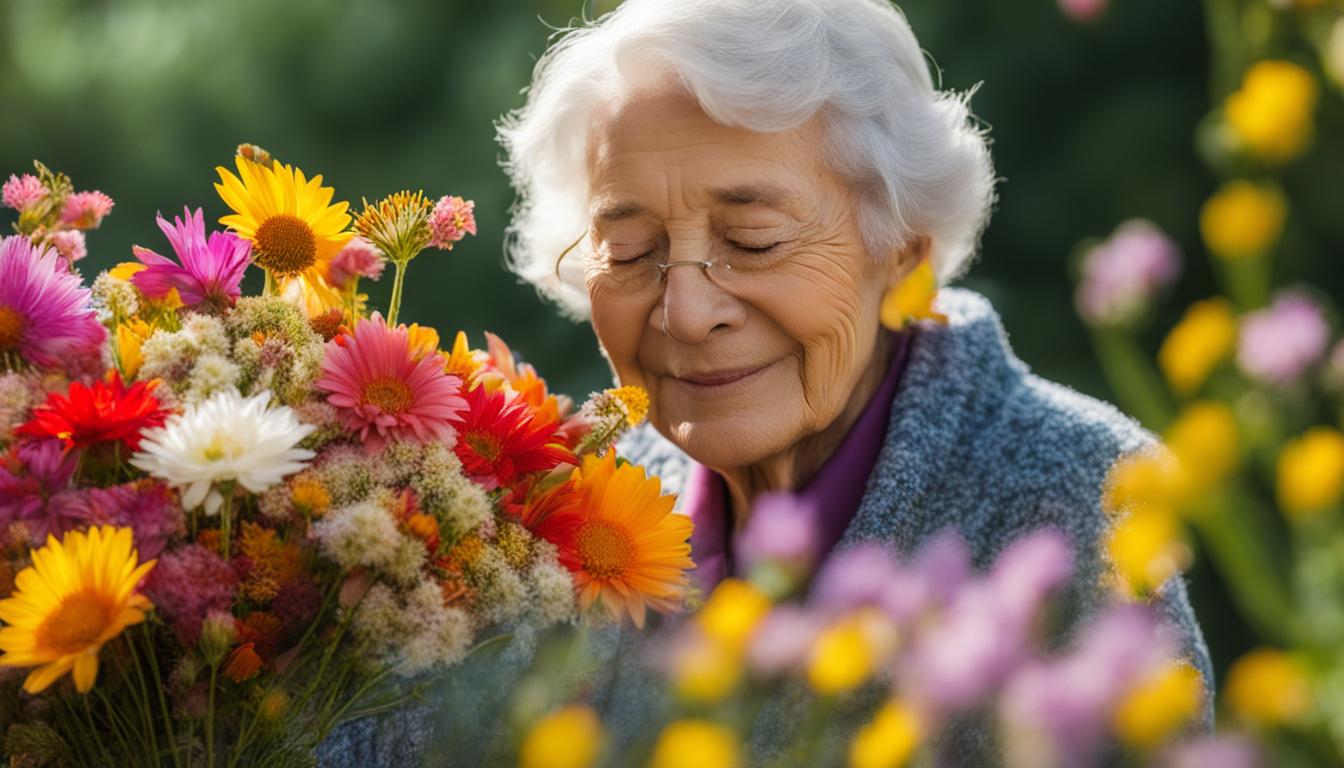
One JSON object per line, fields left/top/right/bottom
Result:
{"left": 683, "top": 330, "right": 915, "bottom": 591}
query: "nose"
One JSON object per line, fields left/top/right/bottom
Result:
{"left": 654, "top": 254, "right": 745, "bottom": 343}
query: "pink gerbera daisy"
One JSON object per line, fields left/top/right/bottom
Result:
{"left": 316, "top": 313, "right": 467, "bottom": 452}
{"left": 131, "top": 207, "right": 251, "bottom": 311}
{"left": 0, "top": 236, "right": 105, "bottom": 370}
{"left": 60, "top": 190, "right": 115, "bottom": 229}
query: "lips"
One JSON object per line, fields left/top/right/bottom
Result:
{"left": 674, "top": 362, "right": 773, "bottom": 388}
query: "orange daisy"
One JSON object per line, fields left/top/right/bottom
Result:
{"left": 524, "top": 452, "right": 693, "bottom": 627}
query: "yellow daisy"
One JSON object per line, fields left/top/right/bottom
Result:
{"left": 0, "top": 526, "right": 156, "bottom": 694}
{"left": 214, "top": 156, "right": 353, "bottom": 290}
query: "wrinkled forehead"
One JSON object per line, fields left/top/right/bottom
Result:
{"left": 585, "top": 85, "right": 831, "bottom": 220}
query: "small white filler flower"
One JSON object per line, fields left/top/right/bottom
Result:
{"left": 131, "top": 388, "right": 316, "bottom": 515}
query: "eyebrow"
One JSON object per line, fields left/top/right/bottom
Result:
{"left": 591, "top": 183, "right": 799, "bottom": 224}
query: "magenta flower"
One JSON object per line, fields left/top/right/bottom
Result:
{"left": 53, "top": 480, "right": 184, "bottom": 558}
{"left": 2, "top": 174, "right": 44, "bottom": 212}
{"left": 1161, "top": 735, "right": 1262, "bottom": 768}
{"left": 326, "top": 236, "right": 385, "bottom": 289}
{"left": 1237, "top": 291, "right": 1330, "bottom": 386}
{"left": 143, "top": 544, "right": 238, "bottom": 646}
{"left": 60, "top": 190, "right": 114, "bottom": 229}
{"left": 0, "top": 440, "right": 77, "bottom": 534}
{"left": 0, "top": 235, "right": 106, "bottom": 369}
{"left": 316, "top": 313, "right": 467, "bottom": 452}
{"left": 746, "top": 605, "right": 823, "bottom": 674}
{"left": 428, "top": 195, "right": 477, "bottom": 249}
{"left": 989, "top": 528, "right": 1074, "bottom": 619}
{"left": 1075, "top": 219, "right": 1181, "bottom": 327}
{"left": 131, "top": 207, "right": 251, "bottom": 310}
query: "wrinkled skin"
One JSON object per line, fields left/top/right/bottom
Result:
{"left": 584, "top": 86, "right": 926, "bottom": 525}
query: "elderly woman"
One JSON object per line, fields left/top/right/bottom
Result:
{"left": 319, "top": 0, "right": 1211, "bottom": 763}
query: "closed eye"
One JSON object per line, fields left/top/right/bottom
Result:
{"left": 729, "top": 241, "right": 779, "bottom": 253}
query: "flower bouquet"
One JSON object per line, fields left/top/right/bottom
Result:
{"left": 0, "top": 149, "right": 694, "bottom": 766}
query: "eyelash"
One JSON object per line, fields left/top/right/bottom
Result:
{"left": 610, "top": 239, "right": 780, "bottom": 263}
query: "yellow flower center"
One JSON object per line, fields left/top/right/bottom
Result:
{"left": 576, "top": 520, "right": 633, "bottom": 580}
{"left": 203, "top": 433, "right": 246, "bottom": 462}
{"left": 254, "top": 213, "right": 318, "bottom": 275}
{"left": 0, "top": 305, "right": 25, "bottom": 350}
{"left": 362, "top": 376, "right": 414, "bottom": 414}
{"left": 465, "top": 430, "right": 502, "bottom": 462}
{"left": 36, "top": 591, "right": 112, "bottom": 655}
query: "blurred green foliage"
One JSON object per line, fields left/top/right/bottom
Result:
{"left": 3, "top": 0, "right": 1340, "bottom": 679}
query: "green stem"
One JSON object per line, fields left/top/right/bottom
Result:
{"left": 1090, "top": 327, "right": 1175, "bottom": 431}
{"left": 206, "top": 662, "right": 219, "bottom": 768}
{"left": 386, "top": 260, "right": 408, "bottom": 326}
{"left": 142, "top": 625, "right": 183, "bottom": 768}
{"left": 1189, "top": 491, "right": 1298, "bottom": 644}
{"left": 263, "top": 268, "right": 275, "bottom": 297}
{"left": 80, "top": 693, "right": 118, "bottom": 764}
{"left": 219, "top": 481, "right": 235, "bottom": 560}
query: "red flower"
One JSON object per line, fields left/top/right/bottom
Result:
{"left": 17, "top": 373, "right": 169, "bottom": 452}
{"left": 451, "top": 385, "right": 575, "bottom": 491}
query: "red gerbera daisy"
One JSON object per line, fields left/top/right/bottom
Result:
{"left": 17, "top": 373, "right": 169, "bottom": 452}
{"left": 451, "top": 385, "right": 575, "bottom": 491}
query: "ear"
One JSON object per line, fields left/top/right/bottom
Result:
{"left": 882, "top": 234, "right": 931, "bottom": 293}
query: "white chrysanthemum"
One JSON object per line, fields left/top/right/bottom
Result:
{"left": 130, "top": 389, "right": 316, "bottom": 514}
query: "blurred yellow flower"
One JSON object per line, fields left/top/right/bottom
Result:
{"left": 849, "top": 699, "right": 922, "bottom": 768}
{"left": 1102, "top": 450, "right": 1184, "bottom": 517}
{"left": 116, "top": 318, "right": 153, "bottom": 378}
{"left": 649, "top": 720, "right": 740, "bottom": 768}
{"left": 1276, "top": 427, "right": 1344, "bottom": 519}
{"left": 1224, "top": 60, "right": 1319, "bottom": 163}
{"left": 673, "top": 633, "right": 742, "bottom": 703}
{"left": 110, "top": 261, "right": 184, "bottom": 310}
{"left": 1164, "top": 401, "right": 1240, "bottom": 494}
{"left": 442, "top": 330, "right": 486, "bottom": 382}
{"left": 520, "top": 704, "right": 605, "bottom": 768}
{"left": 1112, "top": 661, "right": 1203, "bottom": 749}
{"left": 808, "top": 609, "right": 897, "bottom": 696}
{"left": 1199, "top": 181, "right": 1288, "bottom": 262}
{"left": 1158, "top": 298, "right": 1237, "bottom": 395}
{"left": 880, "top": 259, "right": 947, "bottom": 331}
{"left": 405, "top": 323, "right": 441, "bottom": 362}
{"left": 1225, "top": 648, "right": 1313, "bottom": 726}
{"left": 697, "top": 579, "right": 771, "bottom": 652}
{"left": 1105, "top": 510, "right": 1191, "bottom": 598}
{"left": 280, "top": 271, "right": 344, "bottom": 320}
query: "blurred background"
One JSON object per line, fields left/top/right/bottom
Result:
{"left": 2, "top": 0, "right": 1341, "bottom": 684}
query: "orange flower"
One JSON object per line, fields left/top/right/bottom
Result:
{"left": 524, "top": 452, "right": 693, "bottom": 627}
{"left": 480, "top": 332, "right": 565, "bottom": 425}
{"left": 222, "top": 643, "right": 262, "bottom": 682}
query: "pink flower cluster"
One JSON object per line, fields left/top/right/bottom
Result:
{"left": 326, "top": 236, "right": 386, "bottom": 290}
{"left": 2, "top": 174, "right": 44, "bottom": 212}
{"left": 428, "top": 195, "right": 477, "bottom": 250}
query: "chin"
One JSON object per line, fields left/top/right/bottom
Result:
{"left": 657, "top": 410, "right": 795, "bottom": 471}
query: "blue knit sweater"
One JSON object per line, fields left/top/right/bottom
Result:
{"left": 317, "top": 287, "right": 1212, "bottom": 765}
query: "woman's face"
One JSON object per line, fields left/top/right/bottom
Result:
{"left": 584, "top": 88, "right": 909, "bottom": 470}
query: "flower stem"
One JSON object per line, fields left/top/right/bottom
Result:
{"left": 142, "top": 624, "right": 183, "bottom": 768}
{"left": 263, "top": 268, "right": 276, "bottom": 297}
{"left": 219, "top": 481, "right": 235, "bottom": 560}
{"left": 206, "top": 661, "right": 220, "bottom": 768}
{"left": 387, "top": 260, "right": 408, "bottom": 326}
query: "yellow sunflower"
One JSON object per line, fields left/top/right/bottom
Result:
{"left": 214, "top": 156, "right": 353, "bottom": 298}
{"left": 527, "top": 452, "right": 694, "bottom": 627}
{"left": 0, "top": 526, "right": 156, "bottom": 694}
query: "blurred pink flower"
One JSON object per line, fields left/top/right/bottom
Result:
{"left": 2, "top": 174, "right": 44, "bottom": 211}
{"left": 53, "top": 480, "right": 184, "bottom": 559}
{"left": 131, "top": 207, "right": 251, "bottom": 310}
{"left": 326, "top": 236, "right": 386, "bottom": 289}
{"left": 1059, "top": 0, "right": 1107, "bottom": 22}
{"left": 746, "top": 606, "right": 823, "bottom": 674}
{"left": 1237, "top": 291, "right": 1330, "bottom": 386}
{"left": 428, "top": 195, "right": 477, "bottom": 250}
{"left": 738, "top": 493, "right": 817, "bottom": 573}
{"left": 0, "top": 440, "right": 78, "bottom": 535}
{"left": 1161, "top": 735, "right": 1262, "bottom": 768}
{"left": 49, "top": 230, "right": 88, "bottom": 268}
{"left": 60, "top": 190, "right": 115, "bottom": 229}
{"left": 1075, "top": 219, "right": 1181, "bottom": 326}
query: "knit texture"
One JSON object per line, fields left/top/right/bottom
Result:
{"left": 316, "top": 287, "right": 1212, "bottom": 765}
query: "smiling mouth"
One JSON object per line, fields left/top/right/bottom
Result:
{"left": 673, "top": 361, "right": 774, "bottom": 390}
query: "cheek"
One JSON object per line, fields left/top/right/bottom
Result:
{"left": 588, "top": 282, "right": 651, "bottom": 387}
{"left": 772, "top": 256, "right": 886, "bottom": 427}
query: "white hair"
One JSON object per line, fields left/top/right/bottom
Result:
{"left": 497, "top": 0, "right": 997, "bottom": 319}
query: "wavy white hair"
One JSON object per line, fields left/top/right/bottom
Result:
{"left": 497, "top": 0, "right": 997, "bottom": 319}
